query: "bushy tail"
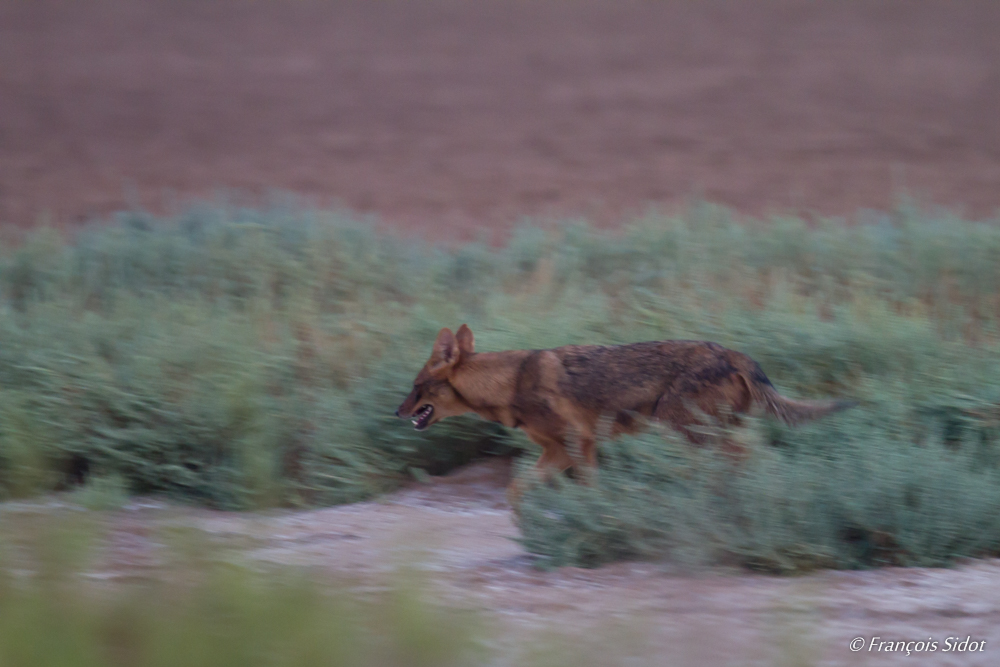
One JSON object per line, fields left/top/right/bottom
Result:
{"left": 740, "top": 372, "right": 857, "bottom": 426}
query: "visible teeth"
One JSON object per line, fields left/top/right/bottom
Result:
{"left": 409, "top": 405, "right": 432, "bottom": 429}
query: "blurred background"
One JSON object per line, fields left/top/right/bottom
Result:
{"left": 3, "top": 0, "right": 1000, "bottom": 233}
{"left": 2, "top": 1, "right": 1000, "bottom": 666}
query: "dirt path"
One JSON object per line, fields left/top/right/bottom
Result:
{"left": 3, "top": 0, "right": 1000, "bottom": 236}
{"left": 75, "top": 459, "right": 998, "bottom": 666}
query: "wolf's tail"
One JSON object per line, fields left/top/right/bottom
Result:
{"left": 740, "top": 370, "right": 857, "bottom": 426}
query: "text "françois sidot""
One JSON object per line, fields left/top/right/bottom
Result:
{"left": 849, "top": 636, "right": 986, "bottom": 655}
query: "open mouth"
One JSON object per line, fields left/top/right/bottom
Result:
{"left": 411, "top": 404, "right": 434, "bottom": 431}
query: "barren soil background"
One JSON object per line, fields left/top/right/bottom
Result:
{"left": 2, "top": 0, "right": 1000, "bottom": 235}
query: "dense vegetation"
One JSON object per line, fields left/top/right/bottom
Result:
{"left": 2, "top": 199, "right": 1000, "bottom": 569}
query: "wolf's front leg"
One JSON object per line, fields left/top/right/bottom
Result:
{"left": 506, "top": 431, "right": 573, "bottom": 507}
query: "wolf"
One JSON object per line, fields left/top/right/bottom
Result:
{"left": 395, "top": 325, "right": 855, "bottom": 496}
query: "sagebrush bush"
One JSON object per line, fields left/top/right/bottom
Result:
{"left": 1, "top": 198, "right": 999, "bottom": 528}
{"left": 516, "top": 402, "right": 1000, "bottom": 571}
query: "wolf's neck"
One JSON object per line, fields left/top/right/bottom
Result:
{"left": 450, "top": 350, "right": 530, "bottom": 414}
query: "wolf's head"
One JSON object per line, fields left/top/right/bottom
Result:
{"left": 395, "top": 324, "right": 476, "bottom": 430}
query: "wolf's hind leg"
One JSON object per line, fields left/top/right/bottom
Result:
{"left": 654, "top": 389, "right": 754, "bottom": 458}
{"left": 651, "top": 396, "right": 705, "bottom": 444}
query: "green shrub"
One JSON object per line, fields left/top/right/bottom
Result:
{"left": 516, "top": 392, "right": 1000, "bottom": 571}
{"left": 1, "top": 199, "right": 999, "bottom": 519}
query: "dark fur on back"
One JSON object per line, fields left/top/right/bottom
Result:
{"left": 554, "top": 340, "right": 754, "bottom": 411}
{"left": 551, "top": 340, "right": 850, "bottom": 426}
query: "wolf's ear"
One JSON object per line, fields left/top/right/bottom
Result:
{"left": 428, "top": 327, "right": 459, "bottom": 378}
{"left": 456, "top": 324, "right": 475, "bottom": 356}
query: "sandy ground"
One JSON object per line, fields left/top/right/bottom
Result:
{"left": 3, "top": 0, "right": 1000, "bottom": 237}
{"left": 48, "top": 460, "right": 994, "bottom": 667}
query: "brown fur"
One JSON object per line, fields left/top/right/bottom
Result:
{"left": 395, "top": 325, "right": 856, "bottom": 502}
